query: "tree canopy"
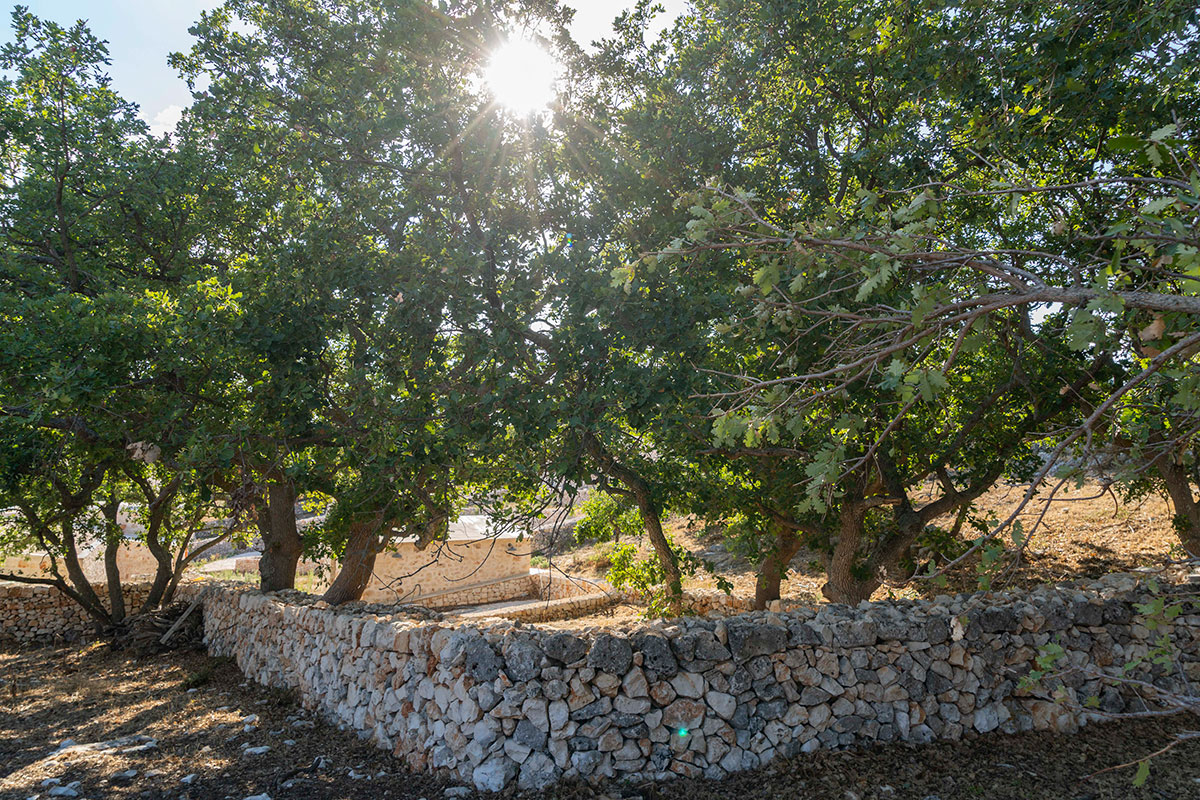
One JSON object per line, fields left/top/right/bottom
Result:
{"left": 2, "top": 0, "right": 1198, "bottom": 624}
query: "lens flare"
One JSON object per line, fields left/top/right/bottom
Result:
{"left": 485, "top": 39, "right": 558, "bottom": 114}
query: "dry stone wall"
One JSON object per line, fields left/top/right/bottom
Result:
{"left": 187, "top": 572, "right": 1200, "bottom": 793}
{"left": 1, "top": 581, "right": 154, "bottom": 644}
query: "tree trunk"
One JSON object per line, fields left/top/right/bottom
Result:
{"left": 258, "top": 479, "right": 302, "bottom": 592}
{"left": 821, "top": 502, "right": 880, "bottom": 605}
{"left": 103, "top": 538, "right": 125, "bottom": 624}
{"left": 634, "top": 491, "right": 683, "bottom": 604}
{"left": 580, "top": 432, "right": 684, "bottom": 612}
{"left": 99, "top": 496, "right": 126, "bottom": 624}
{"left": 141, "top": 531, "right": 175, "bottom": 612}
{"left": 1157, "top": 459, "right": 1200, "bottom": 556}
{"left": 754, "top": 520, "right": 803, "bottom": 610}
{"left": 59, "top": 519, "right": 112, "bottom": 626}
{"left": 322, "top": 513, "right": 384, "bottom": 605}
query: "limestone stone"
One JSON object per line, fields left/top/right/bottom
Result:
{"left": 622, "top": 667, "right": 649, "bottom": 698}
{"left": 670, "top": 671, "right": 705, "bottom": 699}
{"left": 706, "top": 691, "right": 737, "bottom": 720}
{"left": 650, "top": 681, "right": 677, "bottom": 706}
{"left": 663, "top": 699, "right": 706, "bottom": 731}
{"left": 473, "top": 756, "right": 517, "bottom": 791}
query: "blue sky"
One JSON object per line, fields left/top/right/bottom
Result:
{"left": 9, "top": 1, "right": 687, "bottom": 135}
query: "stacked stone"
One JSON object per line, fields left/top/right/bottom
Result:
{"left": 530, "top": 570, "right": 611, "bottom": 602}
{"left": 188, "top": 572, "right": 1200, "bottom": 793}
{"left": 683, "top": 591, "right": 755, "bottom": 616}
{"left": 460, "top": 592, "right": 619, "bottom": 624}
{"left": 0, "top": 581, "right": 154, "bottom": 645}
{"left": 419, "top": 575, "right": 546, "bottom": 610}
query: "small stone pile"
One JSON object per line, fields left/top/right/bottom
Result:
{"left": 188, "top": 572, "right": 1200, "bottom": 792}
{"left": 0, "top": 581, "right": 154, "bottom": 644}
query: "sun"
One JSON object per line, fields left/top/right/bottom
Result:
{"left": 485, "top": 39, "right": 559, "bottom": 115}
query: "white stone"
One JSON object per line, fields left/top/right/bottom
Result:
{"left": 705, "top": 691, "right": 736, "bottom": 720}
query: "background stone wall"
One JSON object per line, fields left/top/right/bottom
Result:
{"left": 0, "top": 581, "right": 154, "bottom": 644}
{"left": 1, "top": 542, "right": 160, "bottom": 583}
{"left": 185, "top": 572, "right": 1200, "bottom": 793}
{"left": 349, "top": 534, "right": 530, "bottom": 604}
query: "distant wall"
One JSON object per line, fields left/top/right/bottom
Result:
{"left": 1, "top": 542, "right": 159, "bottom": 583}
{"left": 354, "top": 536, "right": 530, "bottom": 604}
{"left": 188, "top": 572, "right": 1200, "bottom": 792}
{"left": 0, "top": 581, "right": 154, "bottom": 645}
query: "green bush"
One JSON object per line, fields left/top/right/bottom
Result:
{"left": 574, "top": 491, "right": 642, "bottom": 543}
{"left": 606, "top": 538, "right": 732, "bottom": 618}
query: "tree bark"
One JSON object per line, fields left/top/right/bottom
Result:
{"left": 59, "top": 519, "right": 112, "bottom": 625}
{"left": 99, "top": 496, "right": 126, "bottom": 624}
{"left": 322, "top": 513, "right": 385, "bottom": 605}
{"left": 754, "top": 520, "right": 803, "bottom": 610}
{"left": 1157, "top": 459, "right": 1200, "bottom": 557}
{"left": 580, "top": 431, "right": 684, "bottom": 612}
{"left": 258, "top": 479, "right": 302, "bottom": 592}
{"left": 821, "top": 501, "right": 880, "bottom": 605}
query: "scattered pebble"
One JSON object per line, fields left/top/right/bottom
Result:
{"left": 242, "top": 714, "right": 259, "bottom": 725}
{"left": 444, "top": 788, "right": 471, "bottom": 799}
{"left": 181, "top": 774, "right": 198, "bottom": 785}
{"left": 244, "top": 745, "right": 271, "bottom": 756}
{"left": 112, "top": 770, "right": 138, "bottom": 781}
{"left": 282, "top": 739, "right": 296, "bottom": 747}
{"left": 39, "top": 779, "right": 60, "bottom": 788}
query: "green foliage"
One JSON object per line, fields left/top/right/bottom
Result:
{"left": 574, "top": 492, "right": 642, "bottom": 544}
{"left": 606, "top": 536, "right": 731, "bottom": 618}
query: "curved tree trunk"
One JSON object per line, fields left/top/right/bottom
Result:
{"left": 322, "top": 513, "right": 384, "bottom": 605}
{"left": 142, "top": 532, "right": 175, "bottom": 612}
{"left": 103, "top": 538, "right": 126, "bottom": 624}
{"left": 258, "top": 479, "right": 302, "bottom": 592}
{"left": 1157, "top": 459, "right": 1200, "bottom": 556}
{"left": 59, "top": 519, "right": 112, "bottom": 626}
{"left": 754, "top": 520, "right": 802, "bottom": 610}
{"left": 99, "top": 496, "right": 126, "bottom": 624}
{"left": 581, "top": 431, "right": 684, "bottom": 612}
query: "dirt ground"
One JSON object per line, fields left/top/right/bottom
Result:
{"left": 2, "top": 644, "right": 1199, "bottom": 800}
